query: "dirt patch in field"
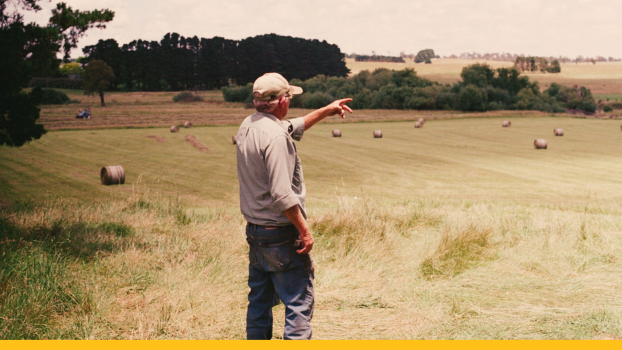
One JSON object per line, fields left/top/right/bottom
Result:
{"left": 185, "top": 134, "right": 209, "bottom": 153}
{"left": 147, "top": 135, "right": 166, "bottom": 143}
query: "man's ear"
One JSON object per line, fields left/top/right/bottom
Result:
{"left": 279, "top": 96, "right": 287, "bottom": 108}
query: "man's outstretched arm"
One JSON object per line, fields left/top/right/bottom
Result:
{"left": 302, "top": 98, "right": 353, "bottom": 131}
{"left": 283, "top": 205, "right": 314, "bottom": 254}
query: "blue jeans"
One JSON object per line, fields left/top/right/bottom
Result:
{"left": 246, "top": 224, "right": 315, "bottom": 340}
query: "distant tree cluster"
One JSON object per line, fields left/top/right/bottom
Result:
{"left": 82, "top": 33, "right": 349, "bottom": 91}
{"left": 354, "top": 55, "right": 405, "bottom": 63}
{"left": 222, "top": 64, "right": 596, "bottom": 113}
{"left": 414, "top": 49, "right": 438, "bottom": 63}
{"left": 514, "top": 57, "right": 561, "bottom": 73}
{"left": 444, "top": 52, "right": 621, "bottom": 64}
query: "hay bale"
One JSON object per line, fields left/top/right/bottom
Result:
{"left": 414, "top": 121, "right": 423, "bottom": 128}
{"left": 373, "top": 130, "right": 383, "bottom": 138}
{"left": 534, "top": 139, "right": 547, "bottom": 149}
{"left": 184, "top": 121, "right": 193, "bottom": 128}
{"left": 232, "top": 135, "right": 237, "bottom": 145}
{"left": 418, "top": 118, "right": 425, "bottom": 124}
{"left": 101, "top": 166, "right": 125, "bottom": 185}
{"left": 554, "top": 128, "right": 564, "bottom": 136}
{"left": 170, "top": 125, "right": 179, "bottom": 133}
{"left": 332, "top": 129, "right": 342, "bottom": 137}
{"left": 502, "top": 121, "right": 511, "bottom": 127}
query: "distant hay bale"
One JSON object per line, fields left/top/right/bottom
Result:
{"left": 332, "top": 129, "right": 342, "bottom": 137}
{"left": 373, "top": 130, "right": 383, "bottom": 138}
{"left": 418, "top": 118, "right": 425, "bottom": 124}
{"left": 101, "top": 165, "right": 125, "bottom": 185}
{"left": 534, "top": 139, "right": 548, "bottom": 149}
{"left": 184, "top": 121, "right": 193, "bottom": 128}
{"left": 414, "top": 121, "right": 423, "bottom": 128}
{"left": 232, "top": 135, "right": 237, "bottom": 144}
{"left": 185, "top": 134, "right": 209, "bottom": 153}
{"left": 170, "top": 125, "right": 179, "bottom": 133}
{"left": 554, "top": 128, "right": 564, "bottom": 136}
{"left": 502, "top": 121, "right": 511, "bottom": 127}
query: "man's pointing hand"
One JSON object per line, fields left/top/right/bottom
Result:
{"left": 326, "top": 98, "right": 353, "bottom": 119}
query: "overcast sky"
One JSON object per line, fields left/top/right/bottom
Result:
{"left": 21, "top": 0, "right": 622, "bottom": 59}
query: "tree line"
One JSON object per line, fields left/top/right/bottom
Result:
{"left": 82, "top": 33, "right": 350, "bottom": 91}
{"left": 444, "top": 52, "right": 621, "bottom": 64}
{"left": 354, "top": 55, "right": 405, "bottom": 63}
{"left": 514, "top": 57, "right": 561, "bottom": 73}
{"left": 223, "top": 64, "right": 596, "bottom": 113}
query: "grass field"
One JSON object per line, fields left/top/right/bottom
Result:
{"left": 2, "top": 115, "right": 622, "bottom": 339}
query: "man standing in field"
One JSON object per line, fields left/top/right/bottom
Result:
{"left": 236, "top": 72, "right": 352, "bottom": 340}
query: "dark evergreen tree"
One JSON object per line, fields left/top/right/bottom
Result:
{"left": 1, "top": 0, "right": 114, "bottom": 147}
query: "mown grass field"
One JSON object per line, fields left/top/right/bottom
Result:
{"left": 2, "top": 114, "right": 622, "bottom": 339}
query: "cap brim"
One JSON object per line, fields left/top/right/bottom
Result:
{"left": 288, "top": 85, "right": 303, "bottom": 96}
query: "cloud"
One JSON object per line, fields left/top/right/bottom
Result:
{"left": 21, "top": 0, "right": 622, "bottom": 58}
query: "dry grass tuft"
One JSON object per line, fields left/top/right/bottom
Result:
{"left": 420, "top": 225, "right": 494, "bottom": 278}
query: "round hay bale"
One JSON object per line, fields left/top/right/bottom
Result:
{"left": 554, "top": 128, "right": 564, "bottom": 136}
{"left": 373, "top": 130, "right": 383, "bottom": 138}
{"left": 502, "top": 121, "right": 511, "bottom": 127}
{"left": 170, "top": 125, "right": 179, "bottom": 133}
{"left": 332, "top": 129, "right": 342, "bottom": 137}
{"left": 534, "top": 139, "right": 548, "bottom": 149}
{"left": 184, "top": 121, "right": 193, "bottom": 128}
{"left": 418, "top": 118, "right": 425, "bottom": 124}
{"left": 414, "top": 121, "right": 423, "bottom": 128}
{"left": 232, "top": 135, "right": 237, "bottom": 145}
{"left": 101, "top": 166, "right": 125, "bottom": 185}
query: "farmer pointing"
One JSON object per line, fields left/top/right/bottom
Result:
{"left": 236, "top": 72, "right": 352, "bottom": 339}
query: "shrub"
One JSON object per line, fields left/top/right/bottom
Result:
{"left": 173, "top": 91, "right": 203, "bottom": 102}
{"left": 302, "top": 92, "right": 334, "bottom": 109}
{"left": 458, "top": 85, "right": 486, "bottom": 111}
{"left": 424, "top": 58, "right": 432, "bottom": 64}
{"left": 603, "top": 105, "right": 613, "bottom": 112}
{"left": 39, "top": 89, "right": 71, "bottom": 105}
{"left": 221, "top": 83, "right": 253, "bottom": 103}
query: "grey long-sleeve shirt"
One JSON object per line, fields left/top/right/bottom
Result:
{"left": 236, "top": 112, "right": 306, "bottom": 226}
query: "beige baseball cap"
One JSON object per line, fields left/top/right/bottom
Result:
{"left": 253, "top": 73, "right": 303, "bottom": 101}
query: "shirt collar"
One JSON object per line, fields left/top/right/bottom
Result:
{"left": 255, "top": 112, "right": 290, "bottom": 133}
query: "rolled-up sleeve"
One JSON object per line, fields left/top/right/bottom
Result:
{"left": 264, "top": 135, "right": 299, "bottom": 212}
{"left": 285, "top": 117, "right": 305, "bottom": 141}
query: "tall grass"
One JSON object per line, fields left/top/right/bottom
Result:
{"left": 1, "top": 192, "right": 622, "bottom": 339}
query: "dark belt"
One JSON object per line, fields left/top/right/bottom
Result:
{"left": 247, "top": 222, "right": 295, "bottom": 230}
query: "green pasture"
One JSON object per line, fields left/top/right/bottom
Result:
{"left": 1, "top": 116, "right": 621, "bottom": 207}
{"left": 595, "top": 94, "right": 622, "bottom": 101}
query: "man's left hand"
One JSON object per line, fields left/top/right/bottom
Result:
{"left": 326, "top": 98, "right": 353, "bottom": 119}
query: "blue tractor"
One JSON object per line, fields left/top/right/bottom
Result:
{"left": 75, "top": 107, "right": 91, "bottom": 119}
